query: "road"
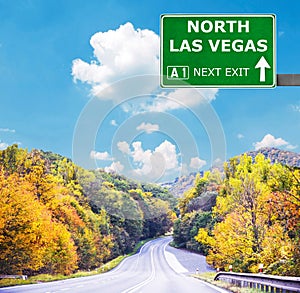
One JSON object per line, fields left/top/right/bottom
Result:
{"left": 1, "top": 237, "right": 226, "bottom": 293}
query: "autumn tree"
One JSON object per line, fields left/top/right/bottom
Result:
{"left": 0, "top": 170, "right": 78, "bottom": 275}
{"left": 0, "top": 145, "right": 177, "bottom": 275}
{"left": 195, "top": 154, "right": 299, "bottom": 275}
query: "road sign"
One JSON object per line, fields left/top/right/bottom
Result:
{"left": 160, "top": 14, "right": 276, "bottom": 88}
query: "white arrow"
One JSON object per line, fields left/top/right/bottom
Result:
{"left": 255, "top": 56, "right": 271, "bottom": 82}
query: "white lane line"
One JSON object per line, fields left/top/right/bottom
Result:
{"left": 196, "top": 280, "right": 229, "bottom": 293}
{"left": 163, "top": 241, "right": 188, "bottom": 274}
{"left": 121, "top": 246, "right": 156, "bottom": 293}
{"left": 164, "top": 251, "right": 189, "bottom": 273}
{"left": 112, "top": 240, "right": 153, "bottom": 274}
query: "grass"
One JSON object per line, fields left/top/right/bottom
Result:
{"left": 193, "top": 272, "right": 262, "bottom": 293}
{"left": 0, "top": 238, "right": 153, "bottom": 288}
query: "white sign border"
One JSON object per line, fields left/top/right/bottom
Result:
{"left": 160, "top": 13, "right": 277, "bottom": 89}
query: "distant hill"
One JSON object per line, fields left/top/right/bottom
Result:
{"left": 163, "top": 147, "right": 300, "bottom": 198}
{"left": 161, "top": 172, "right": 198, "bottom": 198}
{"left": 246, "top": 147, "right": 300, "bottom": 168}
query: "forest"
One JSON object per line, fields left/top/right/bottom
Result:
{"left": 1, "top": 144, "right": 299, "bottom": 277}
{"left": 173, "top": 153, "right": 300, "bottom": 276}
{"left": 0, "top": 145, "right": 175, "bottom": 276}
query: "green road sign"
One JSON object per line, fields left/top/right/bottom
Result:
{"left": 160, "top": 14, "right": 276, "bottom": 88}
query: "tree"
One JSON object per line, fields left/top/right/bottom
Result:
{"left": 195, "top": 154, "right": 300, "bottom": 275}
{"left": 173, "top": 211, "right": 213, "bottom": 253}
{"left": 0, "top": 170, "right": 78, "bottom": 275}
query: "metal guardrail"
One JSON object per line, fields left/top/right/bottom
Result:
{"left": 214, "top": 272, "right": 300, "bottom": 293}
{"left": 0, "top": 275, "right": 28, "bottom": 280}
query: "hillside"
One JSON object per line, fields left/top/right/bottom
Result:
{"left": 246, "top": 147, "right": 300, "bottom": 167}
{"left": 161, "top": 172, "right": 199, "bottom": 198}
{"left": 0, "top": 145, "right": 176, "bottom": 276}
{"left": 173, "top": 151, "right": 300, "bottom": 275}
{"left": 164, "top": 147, "right": 300, "bottom": 198}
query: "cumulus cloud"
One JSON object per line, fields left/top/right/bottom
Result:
{"left": 254, "top": 134, "right": 297, "bottom": 150}
{"left": 154, "top": 140, "right": 179, "bottom": 170}
{"left": 72, "top": 22, "right": 159, "bottom": 99}
{"left": 104, "top": 161, "right": 124, "bottom": 173}
{"left": 117, "top": 141, "right": 131, "bottom": 154}
{"left": 119, "top": 140, "right": 180, "bottom": 178}
{"left": 131, "top": 141, "right": 153, "bottom": 175}
{"left": 91, "top": 139, "right": 209, "bottom": 181}
{"left": 72, "top": 22, "right": 218, "bottom": 110}
{"left": 136, "top": 122, "right": 159, "bottom": 133}
{"left": 190, "top": 157, "right": 207, "bottom": 169}
{"left": 90, "top": 150, "right": 113, "bottom": 161}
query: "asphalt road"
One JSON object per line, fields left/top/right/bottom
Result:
{"left": 1, "top": 237, "right": 226, "bottom": 293}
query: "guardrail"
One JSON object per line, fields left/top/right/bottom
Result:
{"left": 214, "top": 272, "right": 300, "bottom": 293}
{"left": 0, "top": 275, "right": 28, "bottom": 280}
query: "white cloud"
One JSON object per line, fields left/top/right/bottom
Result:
{"left": 0, "top": 128, "right": 15, "bottom": 133}
{"left": 254, "top": 134, "right": 297, "bottom": 150}
{"left": 291, "top": 104, "right": 300, "bottom": 112}
{"left": 120, "top": 140, "right": 180, "bottom": 178}
{"left": 154, "top": 140, "right": 179, "bottom": 170}
{"left": 190, "top": 157, "right": 207, "bottom": 169}
{"left": 136, "top": 122, "right": 159, "bottom": 133}
{"left": 237, "top": 133, "right": 244, "bottom": 139}
{"left": 212, "top": 157, "right": 224, "bottom": 168}
{"left": 131, "top": 141, "right": 153, "bottom": 175}
{"left": 90, "top": 150, "right": 113, "bottom": 161}
{"left": 144, "top": 88, "right": 218, "bottom": 112}
{"left": 286, "top": 144, "right": 298, "bottom": 150}
{"left": 72, "top": 22, "right": 218, "bottom": 111}
{"left": 104, "top": 161, "right": 124, "bottom": 173}
{"left": 117, "top": 141, "right": 131, "bottom": 154}
{"left": 164, "top": 88, "right": 217, "bottom": 107}
{"left": 72, "top": 22, "right": 159, "bottom": 100}
{"left": 110, "top": 119, "right": 118, "bottom": 126}
{"left": 0, "top": 142, "right": 8, "bottom": 150}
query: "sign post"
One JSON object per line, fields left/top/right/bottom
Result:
{"left": 160, "top": 14, "right": 276, "bottom": 88}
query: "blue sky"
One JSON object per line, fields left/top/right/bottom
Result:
{"left": 0, "top": 0, "right": 299, "bottom": 182}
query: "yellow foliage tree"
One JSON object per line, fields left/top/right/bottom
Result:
{"left": 0, "top": 170, "right": 78, "bottom": 275}
{"left": 195, "top": 154, "right": 300, "bottom": 275}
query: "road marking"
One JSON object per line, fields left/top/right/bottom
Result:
{"left": 111, "top": 240, "right": 153, "bottom": 274}
{"left": 163, "top": 240, "right": 188, "bottom": 274}
{"left": 121, "top": 246, "right": 156, "bottom": 293}
{"left": 164, "top": 251, "right": 189, "bottom": 273}
{"left": 196, "top": 279, "right": 229, "bottom": 293}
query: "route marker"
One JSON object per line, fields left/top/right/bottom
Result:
{"left": 160, "top": 14, "right": 276, "bottom": 88}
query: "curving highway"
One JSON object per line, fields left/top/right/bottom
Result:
{"left": 1, "top": 237, "right": 225, "bottom": 293}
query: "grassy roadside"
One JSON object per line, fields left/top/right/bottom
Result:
{"left": 0, "top": 238, "right": 153, "bottom": 288}
{"left": 192, "top": 272, "right": 262, "bottom": 293}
